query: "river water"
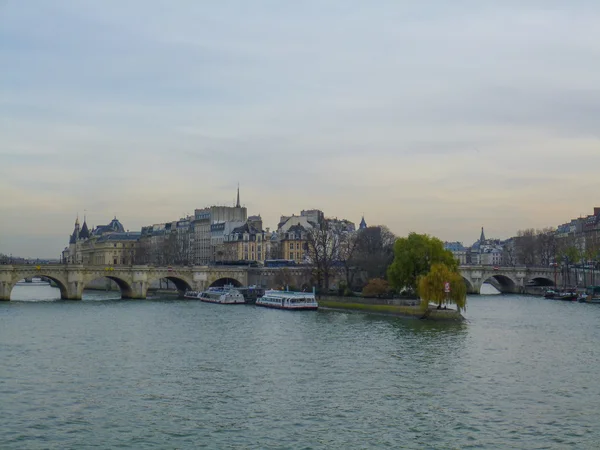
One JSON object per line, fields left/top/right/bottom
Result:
{"left": 2, "top": 285, "right": 599, "bottom": 449}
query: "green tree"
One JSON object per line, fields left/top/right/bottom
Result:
{"left": 387, "top": 233, "right": 457, "bottom": 295}
{"left": 418, "top": 263, "right": 467, "bottom": 312}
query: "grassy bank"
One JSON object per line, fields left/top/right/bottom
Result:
{"left": 318, "top": 297, "right": 464, "bottom": 321}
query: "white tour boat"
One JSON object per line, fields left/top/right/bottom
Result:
{"left": 256, "top": 290, "right": 318, "bottom": 311}
{"left": 185, "top": 286, "right": 245, "bottom": 304}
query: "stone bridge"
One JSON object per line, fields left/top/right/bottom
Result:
{"left": 3, "top": 262, "right": 586, "bottom": 300}
{"left": 0, "top": 264, "right": 251, "bottom": 301}
{"left": 459, "top": 265, "right": 562, "bottom": 294}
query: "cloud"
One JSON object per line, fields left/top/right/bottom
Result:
{"left": 1, "top": 0, "right": 600, "bottom": 257}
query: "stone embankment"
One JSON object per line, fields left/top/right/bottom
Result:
{"left": 318, "top": 295, "right": 465, "bottom": 321}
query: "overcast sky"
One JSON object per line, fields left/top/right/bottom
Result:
{"left": 1, "top": 1, "right": 599, "bottom": 258}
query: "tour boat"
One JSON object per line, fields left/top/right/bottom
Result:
{"left": 185, "top": 286, "right": 246, "bottom": 304}
{"left": 255, "top": 289, "right": 318, "bottom": 310}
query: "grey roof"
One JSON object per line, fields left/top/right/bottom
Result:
{"left": 79, "top": 221, "right": 90, "bottom": 239}
{"left": 97, "top": 232, "right": 141, "bottom": 242}
{"left": 93, "top": 217, "right": 125, "bottom": 236}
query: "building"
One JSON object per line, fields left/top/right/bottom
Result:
{"left": 64, "top": 216, "right": 140, "bottom": 265}
{"left": 222, "top": 220, "right": 271, "bottom": 262}
{"left": 359, "top": 216, "right": 367, "bottom": 230}
{"left": 444, "top": 241, "right": 467, "bottom": 265}
{"left": 467, "top": 227, "right": 504, "bottom": 266}
{"left": 275, "top": 213, "right": 318, "bottom": 263}
{"left": 192, "top": 187, "right": 248, "bottom": 264}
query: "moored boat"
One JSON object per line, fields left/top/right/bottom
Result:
{"left": 201, "top": 286, "right": 245, "bottom": 304}
{"left": 544, "top": 289, "right": 557, "bottom": 299}
{"left": 557, "top": 291, "right": 578, "bottom": 301}
{"left": 184, "top": 286, "right": 246, "bottom": 304}
{"left": 256, "top": 289, "right": 318, "bottom": 310}
{"left": 579, "top": 286, "right": 600, "bottom": 304}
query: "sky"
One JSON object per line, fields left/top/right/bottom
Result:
{"left": 1, "top": 1, "right": 600, "bottom": 258}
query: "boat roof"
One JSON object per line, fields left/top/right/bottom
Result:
{"left": 265, "top": 290, "right": 314, "bottom": 297}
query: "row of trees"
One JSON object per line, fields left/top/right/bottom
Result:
{"left": 305, "top": 223, "right": 396, "bottom": 292}
{"left": 512, "top": 228, "right": 600, "bottom": 268}
{"left": 134, "top": 232, "right": 193, "bottom": 266}
{"left": 300, "top": 224, "right": 467, "bottom": 310}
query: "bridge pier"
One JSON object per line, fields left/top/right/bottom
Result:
{"left": 0, "top": 281, "right": 13, "bottom": 301}
{"left": 125, "top": 281, "right": 149, "bottom": 299}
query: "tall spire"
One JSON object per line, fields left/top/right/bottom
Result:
{"left": 480, "top": 226, "right": 486, "bottom": 243}
{"left": 236, "top": 183, "right": 240, "bottom": 208}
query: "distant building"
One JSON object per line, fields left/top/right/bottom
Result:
{"left": 359, "top": 216, "right": 367, "bottom": 230}
{"left": 444, "top": 241, "right": 467, "bottom": 265}
{"left": 466, "top": 227, "right": 504, "bottom": 266}
{"left": 192, "top": 186, "right": 248, "bottom": 264}
{"left": 222, "top": 219, "right": 271, "bottom": 262}
{"left": 64, "top": 216, "right": 140, "bottom": 265}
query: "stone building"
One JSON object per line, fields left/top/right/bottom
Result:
{"left": 192, "top": 187, "right": 247, "bottom": 265}
{"left": 64, "top": 216, "right": 140, "bottom": 265}
{"left": 221, "top": 220, "right": 271, "bottom": 262}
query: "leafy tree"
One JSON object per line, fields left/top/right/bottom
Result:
{"left": 362, "top": 278, "right": 390, "bottom": 298}
{"left": 418, "top": 263, "right": 467, "bottom": 312}
{"left": 387, "top": 233, "right": 457, "bottom": 295}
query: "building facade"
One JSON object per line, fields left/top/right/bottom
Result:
{"left": 64, "top": 216, "right": 140, "bottom": 265}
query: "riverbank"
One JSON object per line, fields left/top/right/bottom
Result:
{"left": 318, "top": 295, "right": 465, "bottom": 321}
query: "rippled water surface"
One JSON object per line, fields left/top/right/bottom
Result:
{"left": 2, "top": 286, "right": 600, "bottom": 449}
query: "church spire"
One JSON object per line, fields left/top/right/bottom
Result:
{"left": 480, "top": 226, "right": 486, "bottom": 243}
{"left": 236, "top": 184, "right": 240, "bottom": 208}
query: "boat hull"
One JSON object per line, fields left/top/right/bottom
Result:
{"left": 255, "top": 302, "right": 318, "bottom": 311}
{"left": 200, "top": 297, "right": 245, "bottom": 305}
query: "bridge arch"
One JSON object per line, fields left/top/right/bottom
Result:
{"left": 6, "top": 271, "right": 69, "bottom": 300}
{"left": 83, "top": 274, "right": 135, "bottom": 299}
{"left": 481, "top": 274, "right": 518, "bottom": 294}
{"left": 527, "top": 276, "right": 555, "bottom": 287}
{"left": 209, "top": 277, "right": 243, "bottom": 288}
{"left": 461, "top": 276, "right": 475, "bottom": 294}
{"left": 146, "top": 275, "right": 193, "bottom": 298}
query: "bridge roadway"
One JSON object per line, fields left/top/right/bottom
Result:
{"left": 0, "top": 263, "right": 594, "bottom": 300}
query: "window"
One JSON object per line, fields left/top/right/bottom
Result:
{"left": 290, "top": 252, "right": 294, "bottom": 259}
{"left": 296, "top": 242, "right": 300, "bottom": 250}
{"left": 289, "top": 243, "right": 294, "bottom": 250}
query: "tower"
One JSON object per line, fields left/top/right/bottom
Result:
{"left": 480, "top": 227, "right": 486, "bottom": 243}
{"left": 236, "top": 184, "right": 240, "bottom": 208}
{"left": 359, "top": 216, "right": 367, "bottom": 230}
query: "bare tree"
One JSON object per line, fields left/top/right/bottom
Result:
{"left": 350, "top": 225, "right": 396, "bottom": 285}
{"left": 502, "top": 238, "right": 517, "bottom": 266}
{"left": 337, "top": 232, "right": 360, "bottom": 289}
{"left": 306, "top": 221, "right": 343, "bottom": 290}
{"left": 515, "top": 229, "right": 537, "bottom": 266}
{"left": 536, "top": 228, "right": 556, "bottom": 266}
